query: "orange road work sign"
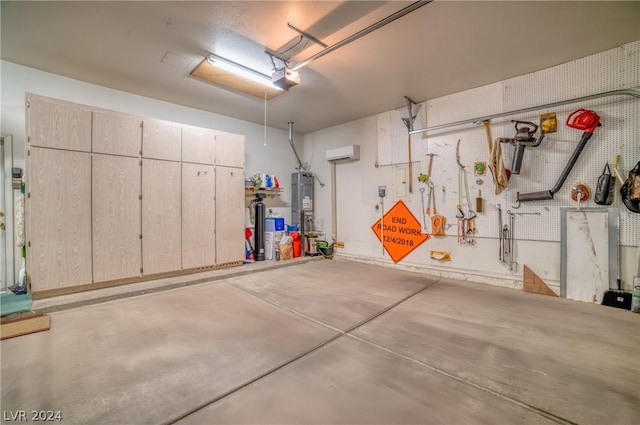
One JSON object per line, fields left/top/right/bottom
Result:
{"left": 371, "top": 200, "right": 429, "bottom": 263}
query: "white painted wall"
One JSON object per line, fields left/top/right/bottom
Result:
{"left": 0, "top": 60, "right": 302, "bottom": 287}
{"left": 303, "top": 41, "right": 640, "bottom": 293}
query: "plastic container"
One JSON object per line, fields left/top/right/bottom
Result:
{"left": 264, "top": 232, "right": 275, "bottom": 260}
{"left": 266, "top": 217, "right": 285, "bottom": 232}
{"left": 292, "top": 240, "right": 302, "bottom": 257}
{"left": 632, "top": 281, "right": 640, "bottom": 313}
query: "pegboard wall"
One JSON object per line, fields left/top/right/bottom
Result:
{"left": 377, "top": 102, "right": 427, "bottom": 167}
{"left": 378, "top": 40, "right": 640, "bottom": 246}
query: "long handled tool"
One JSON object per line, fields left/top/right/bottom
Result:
{"left": 427, "top": 154, "right": 445, "bottom": 236}
{"left": 484, "top": 120, "right": 509, "bottom": 195}
{"left": 518, "top": 109, "right": 600, "bottom": 202}
{"left": 497, "top": 204, "right": 503, "bottom": 262}
{"left": 402, "top": 96, "right": 422, "bottom": 194}
{"left": 425, "top": 153, "right": 437, "bottom": 213}
{"left": 507, "top": 210, "right": 515, "bottom": 271}
{"left": 420, "top": 187, "right": 428, "bottom": 232}
{"left": 456, "top": 140, "right": 476, "bottom": 245}
{"left": 408, "top": 133, "right": 413, "bottom": 194}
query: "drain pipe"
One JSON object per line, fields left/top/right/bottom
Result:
{"left": 288, "top": 122, "right": 325, "bottom": 186}
{"left": 331, "top": 160, "right": 337, "bottom": 244}
{"left": 288, "top": 122, "right": 303, "bottom": 170}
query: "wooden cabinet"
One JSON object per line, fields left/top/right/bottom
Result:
{"left": 26, "top": 95, "right": 245, "bottom": 296}
{"left": 182, "top": 125, "right": 215, "bottom": 165}
{"left": 27, "top": 147, "right": 92, "bottom": 292}
{"left": 26, "top": 94, "right": 92, "bottom": 152}
{"left": 142, "top": 118, "right": 182, "bottom": 161}
{"left": 92, "top": 110, "right": 142, "bottom": 157}
{"left": 92, "top": 154, "right": 142, "bottom": 282}
{"left": 182, "top": 163, "right": 216, "bottom": 269}
{"left": 142, "top": 159, "right": 182, "bottom": 275}
{"left": 215, "top": 166, "right": 245, "bottom": 264}
{"left": 215, "top": 130, "right": 244, "bottom": 168}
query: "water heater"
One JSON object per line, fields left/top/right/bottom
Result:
{"left": 291, "top": 171, "right": 314, "bottom": 236}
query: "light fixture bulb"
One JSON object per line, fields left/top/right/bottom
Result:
{"left": 208, "top": 54, "right": 283, "bottom": 91}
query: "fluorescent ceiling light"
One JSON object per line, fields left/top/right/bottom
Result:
{"left": 208, "top": 54, "right": 283, "bottom": 91}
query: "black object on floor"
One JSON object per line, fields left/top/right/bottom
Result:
{"left": 602, "top": 290, "right": 632, "bottom": 310}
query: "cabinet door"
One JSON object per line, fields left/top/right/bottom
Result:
{"left": 27, "top": 147, "right": 92, "bottom": 292}
{"left": 27, "top": 94, "right": 92, "bottom": 152}
{"left": 182, "top": 163, "right": 216, "bottom": 269}
{"left": 182, "top": 125, "right": 215, "bottom": 165}
{"left": 215, "top": 166, "right": 245, "bottom": 264}
{"left": 142, "top": 118, "right": 182, "bottom": 161}
{"left": 214, "top": 131, "right": 245, "bottom": 168}
{"left": 92, "top": 110, "right": 142, "bottom": 157}
{"left": 142, "top": 159, "right": 182, "bottom": 275}
{"left": 93, "top": 154, "right": 142, "bottom": 282}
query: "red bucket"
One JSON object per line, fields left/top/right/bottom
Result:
{"left": 292, "top": 240, "right": 302, "bottom": 258}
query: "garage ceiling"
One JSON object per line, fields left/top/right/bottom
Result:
{"left": 2, "top": 1, "right": 639, "bottom": 134}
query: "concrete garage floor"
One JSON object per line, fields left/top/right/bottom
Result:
{"left": 1, "top": 259, "right": 639, "bottom": 424}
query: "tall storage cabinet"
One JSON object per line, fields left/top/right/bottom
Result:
{"left": 25, "top": 93, "right": 246, "bottom": 297}
{"left": 91, "top": 110, "right": 143, "bottom": 283}
{"left": 92, "top": 154, "right": 142, "bottom": 282}
{"left": 215, "top": 166, "right": 245, "bottom": 265}
{"left": 182, "top": 163, "right": 216, "bottom": 269}
{"left": 142, "top": 159, "right": 182, "bottom": 275}
{"left": 26, "top": 95, "right": 93, "bottom": 292}
{"left": 181, "top": 125, "right": 217, "bottom": 269}
{"left": 27, "top": 147, "right": 92, "bottom": 292}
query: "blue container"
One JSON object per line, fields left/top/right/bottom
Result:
{"left": 266, "top": 217, "right": 285, "bottom": 232}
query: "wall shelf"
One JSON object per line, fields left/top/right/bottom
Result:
{"left": 245, "top": 187, "right": 283, "bottom": 197}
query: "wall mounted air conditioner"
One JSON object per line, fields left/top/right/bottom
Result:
{"left": 326, "top": 145, "right": 360, "bottom": 162}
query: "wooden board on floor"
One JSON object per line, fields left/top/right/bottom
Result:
{"left": 523, "top": 265, "right": 558, "bottom": 297}
{"left": 1, "top": 314, "right": 50, "bottom": 340}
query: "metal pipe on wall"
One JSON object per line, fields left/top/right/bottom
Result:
{"left": 409, "top": 87, "right": 640, "bottom": 135}
{"left": 331, "top": 160, "right": 337, "bottom": 244}
{"left": 288, "top": 122, "right": 303, "bottom": 170}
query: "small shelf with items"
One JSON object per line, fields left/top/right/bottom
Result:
{"left": 245, "top": 187, "right": 283, "bottom": 197}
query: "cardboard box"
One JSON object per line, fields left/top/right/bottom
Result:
{"left": 278, "top": 243, "right": 293, "bottom": 260}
